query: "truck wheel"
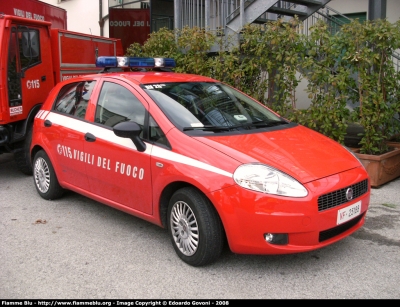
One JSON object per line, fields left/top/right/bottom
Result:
{"left": 33, "top": 150, "right": 64, "bottom": 200}
{"left": 167, "top": 187, "right": 224, "bottom": 267}
{"left": 15, "top": 128, "right": 33, "bottom": 175}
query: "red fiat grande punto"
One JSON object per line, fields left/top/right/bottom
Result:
{"left": 31, "top": 57, "right": 370, "bottom": 266}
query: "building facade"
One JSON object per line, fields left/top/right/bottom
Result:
{"left": 40, "top": 1, "right": 398, "bottom": 37}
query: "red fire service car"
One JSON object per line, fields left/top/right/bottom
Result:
{"left": 31, "top": 57, "right": 370, "bottom": 266}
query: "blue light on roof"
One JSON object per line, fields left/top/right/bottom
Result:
{"left": 163, "top": 58, "right": 176, "bottom": 68}
{"left": 129, "top": 57, "right": 155, "bottom": 68}
{"left": 96, "top": 56, "right": 118, "bottom": 68}
{"left": 154, "top": 58, "right": 176, "bottom": 68}
{"left": 96, "top": 56, "right": 174, "bottom": 69}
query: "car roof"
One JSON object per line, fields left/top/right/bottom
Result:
{"left": 82, "top": 71, "right": 218, "bottom": 85}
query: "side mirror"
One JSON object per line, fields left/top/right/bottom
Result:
{"left": 113, "top": 121, "right": 146, "bottom": 152}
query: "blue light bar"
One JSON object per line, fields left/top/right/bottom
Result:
{"left": 96, "top": 56, "right": 174, "bottom": 69}
{"left": 154, "top": 58, "right": 176, "bottom": 68}
{"left": 96, "top": 56, "right": 118, "bottom": 68}
{"left": 129, "top": 57, "right": 155, "bottom": 68}
{"left": 164, "top": 58, "right": 176, "bottom": 68}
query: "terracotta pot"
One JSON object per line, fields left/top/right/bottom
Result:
{"left": 352, "top": 142, "right": 400, "bottom": 188}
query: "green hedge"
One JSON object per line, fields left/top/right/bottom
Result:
{"left": 126, "top": 18, "right": 400, "bottom": 154}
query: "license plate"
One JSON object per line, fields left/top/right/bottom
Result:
{"left": 337, "top": 201, "right": 362, "bottom": 225}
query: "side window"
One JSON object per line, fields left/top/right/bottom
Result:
{"left": 148, "top": 115, "right": 170, "bottom": 147}
{"left": 7, "top": 27, "right": 22, "bottom": 105}
{"left": 19, "top": 27, "right": 40, "bottom": 70}
{"left": 53, "top": 81, "right": 96, "bottom": 119}
{"left": 7, "top": 26, "right": 41, "bottom": 107}
{"left": 95, "top": 82, "right": 146, "bottom": 128}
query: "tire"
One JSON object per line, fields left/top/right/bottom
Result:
{"left": 167, "top": 187, "right": 224, "bottom": 267}
{"left": 15, "top": 127, "right": 33, "bottom": 175}
{"left": 33, "top": 150, "right": 64, "bottom": 200}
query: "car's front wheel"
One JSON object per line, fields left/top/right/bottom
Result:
{"left": 33, "top": 150, "right": 64, "bottom": 200}
{"left": 167, "top": 187, "right": 224, "bottom": 267}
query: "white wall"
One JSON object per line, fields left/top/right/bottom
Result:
{"left": 42, "top": 0, "right": 400, "bottom": 40}
{"left": 328, "top": 0, "right": 399, "bottom": 23}
{"left": 40, "top": 0, "right": 111, "bottom": 36}
{"left": 41, "top": 0, "right": 148, "bottom": 37}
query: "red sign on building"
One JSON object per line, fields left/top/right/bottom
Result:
{"left": 109, "top": 8, "right": 150, "bottom": 53}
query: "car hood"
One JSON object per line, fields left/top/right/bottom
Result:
{"left": 196, "top": 125, "right": 360, "bottom": 184}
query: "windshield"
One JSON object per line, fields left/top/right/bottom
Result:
{"left": 143, "top": 82, "right": 288, "bottom": 132}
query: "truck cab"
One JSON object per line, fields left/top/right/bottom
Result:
{"left": 0, "top": 14, "right": 123, "bottom": 174}
{"left": 1, "top": 15, "right": 54, "bottom": 174}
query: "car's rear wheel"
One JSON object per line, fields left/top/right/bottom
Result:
{"left": 33, "top": 150, "right": 64, "bottom": 200}
{"left": 167, "top": 187, "right": 224, "bottom": 267}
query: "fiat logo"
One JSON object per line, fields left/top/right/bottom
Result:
{"left": 346, "top": 188, "right": 354, "bottom": 201}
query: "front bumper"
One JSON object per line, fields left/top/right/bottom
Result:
{"left": 209, "top": 166, "right": 370, "bottom": 255}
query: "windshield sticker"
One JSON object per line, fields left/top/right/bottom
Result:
{"left": 144, "top": 84, "right": 166, "bottom": 90}
{"left": 234, "top": 115, "right": 247, "bottom": 121}
{"left": 191, "top": 123, "right": 204, "bottom": 128}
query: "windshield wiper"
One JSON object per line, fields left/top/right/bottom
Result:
{"left": 183, "top": 124, "right": 249, "bottom": 132}
{"left": 183, "top": 120, "right": 288, "bottom": 132}
{"left": 251, "top": 119, "right": 289, "bottom": 128}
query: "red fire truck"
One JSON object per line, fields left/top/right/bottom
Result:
{"left": 0, "top": 0, "right": 68, "bottom": 30}
{"left": 0, "top": 7, "right": 123, "bottom": 174}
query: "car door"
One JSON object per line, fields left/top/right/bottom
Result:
{"left": 45, "top": 80, "right": 97, "bottom": 190}
{"left": 7, "top": 25, "right": 54, "bottom": 120}
{"left": 83, "top": 79, "right": 153, "bottom": 214}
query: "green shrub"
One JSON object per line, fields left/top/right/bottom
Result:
{"left": 125, "top": 18, "right": 400, "bottom": 154}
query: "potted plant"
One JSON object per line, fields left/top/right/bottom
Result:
{"left": 339, "top": 19, "right": 400, "bottom": 187}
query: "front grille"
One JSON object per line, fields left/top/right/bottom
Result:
{"left": 319, "top": 213, "right": 364, "bottom": 242}
{"left": 318, "top": 179, "right": 368, "bottom": 212}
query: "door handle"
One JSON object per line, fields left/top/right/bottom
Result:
{"left": 44, "top": 120, "right": 52, "bottom": 127}
{"left": 85, "top": 133, "right": 96, "bottom": 142}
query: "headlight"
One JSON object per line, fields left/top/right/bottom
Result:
{"left": 233, "top": 163, "right": 308, "bottom": 197}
